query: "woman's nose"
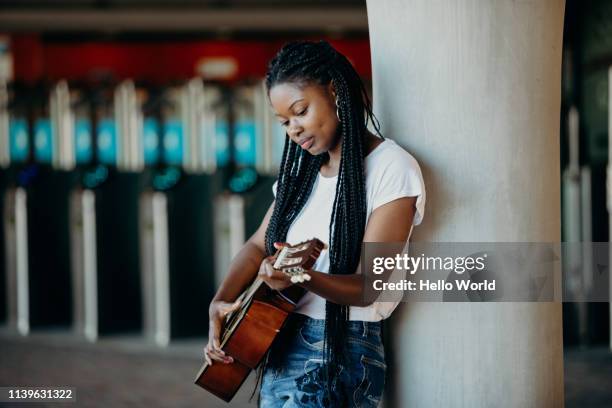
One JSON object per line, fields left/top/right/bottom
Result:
{"left": 288, "top": 125, "right": 302, "bottom": 139}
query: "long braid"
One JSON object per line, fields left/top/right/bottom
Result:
{"left": 259, "top": 40, "right": 381, "bottom": 407}
{"left": 322, "top": 66, "right": 368, "bottom": 404}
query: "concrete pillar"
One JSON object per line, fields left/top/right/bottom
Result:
{"left": 366, "top": 1, "right": 565, "bottom": 407}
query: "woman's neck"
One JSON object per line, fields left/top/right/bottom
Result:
{"left": 320, "top": 130, "right": 382, "bottom": 177}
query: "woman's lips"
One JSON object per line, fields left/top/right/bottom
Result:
{"left": 299, "top": 136, "right": 314, "bottom": 149}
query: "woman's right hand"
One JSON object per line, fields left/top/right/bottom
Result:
{"left": 203, "top": 299, "right": 241, "bottom": 365}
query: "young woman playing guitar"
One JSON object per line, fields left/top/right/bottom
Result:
{"left": 204, "top": 40, "right": 426, "bottom": 407}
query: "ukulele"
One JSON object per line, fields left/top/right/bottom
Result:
{"left": 194, "top": 238, "right": 326, "bottom": 402}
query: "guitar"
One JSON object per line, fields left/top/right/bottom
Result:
{"left": 194, "top": 238, "right": 326, "bottom": 402}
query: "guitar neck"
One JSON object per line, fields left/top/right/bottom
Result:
{"left": 219, "top": 239, "right": 324, "bottom": 348}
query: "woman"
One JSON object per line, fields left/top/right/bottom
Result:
{"left": 204, "top": 40, "right": 425, "bottom": 407}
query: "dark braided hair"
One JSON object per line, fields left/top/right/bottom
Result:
{"left": 258, "top": 40, "right": 383, "bottom": 406}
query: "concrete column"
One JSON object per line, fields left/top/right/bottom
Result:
{"left": 366, "top": 1, "right": 565, "bottom": 407}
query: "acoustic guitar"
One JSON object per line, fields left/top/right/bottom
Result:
{"left": 194, "top": 238, "right": 326, "bottom": 402}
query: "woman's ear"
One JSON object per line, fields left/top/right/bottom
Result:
{"left": 328, "top": 81, "right": 336, "bottom": 99}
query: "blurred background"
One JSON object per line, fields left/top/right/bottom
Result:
{"left": 0, "top": 0, "right": 610, "bottom": 407}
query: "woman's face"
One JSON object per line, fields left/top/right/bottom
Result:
{"left": 268, "top": 81, "right": 340, "bottom": 155}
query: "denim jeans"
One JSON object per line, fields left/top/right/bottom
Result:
{"left": 259, "top": 313, "right": 386, "bottom": 408}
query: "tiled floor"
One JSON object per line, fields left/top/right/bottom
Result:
{"left": 0, "top": 329, "right": 610, "bottom": 407}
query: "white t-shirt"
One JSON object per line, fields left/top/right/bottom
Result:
{"left": 272, "top": 138, "right": 426, "bottom": 321}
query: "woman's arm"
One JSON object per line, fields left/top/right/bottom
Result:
{"left": 210, "top": 201, "right": 275, "bottom": 305}
{"left": 258, "top": 196, "right": 418, "bottom": 307}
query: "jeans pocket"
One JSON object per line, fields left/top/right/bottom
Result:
{"left": 298, "top": 325, "right": 325, "bottom": 351}
{"left": 348, "top": 335, "right": 385, "bottom": 361}
{"left": 352, "top": 355, "right": 386, "bottom": 407}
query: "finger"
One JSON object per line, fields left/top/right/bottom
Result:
{"left": 219, "top": 302, "right": 237, "bottom": 316}
{"left": 204, "top": 351, "right": 212, "bottom": 365}
{"left": 208, "top": 345, "right": 233, "bottom": 363}
{"left": 273, "top": 242, "right": 287, "bottom": 249}
{"left": 211, "top": 325, "right": 225, "bottom": 355}
{"left": 268, "top": 269, "right": 287, "bottom": 281}
{"left": 259, "top": 263, "right": 271, "bottom": 277}
{"left": 260, "top": 275, "right": 274, "bottom": 288}
{"left": 212, "top": 338, "right": 224, "bottom": 355}
{"left": 208, "top": 348, "right": 229, "bottom": 363}
{"left": 267, "top": 266, "right": 276, "bottom": 278}
{"left": 209, "top": 324, "right": 224, "bottom": 356}
{"left": 223, "top": 299, "right": 241, "bottom": 314}
{"left": 266, "top": 262, "right": 280, "bottom": 277}
{"left": 204, "top": 345, "right": 215, "bottom": 365}
{"left": 206, "top": 343, "right": 222, "bottom": 359}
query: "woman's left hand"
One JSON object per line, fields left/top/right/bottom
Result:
{"left": 258, "top": 242, "right": 293, "bottom": 291}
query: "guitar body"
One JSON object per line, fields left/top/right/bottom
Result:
{"left": 194, "top": 239, "right": 324, "bottom": 402}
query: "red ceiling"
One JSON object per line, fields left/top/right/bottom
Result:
{"left": 11, "top": 34, "right": 372, "bottom": 84}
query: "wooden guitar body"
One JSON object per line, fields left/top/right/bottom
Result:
{"left": 194, "top": 239, "right": 324, "bottom": 402}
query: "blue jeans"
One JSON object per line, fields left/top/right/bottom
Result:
{"left": 259, "top": 313, "right": 386, "bottom": 407}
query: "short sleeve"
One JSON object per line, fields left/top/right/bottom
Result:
{"left": 370, "top": 151, "right": 426, "bottom": 226}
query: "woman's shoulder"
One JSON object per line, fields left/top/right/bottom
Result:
{"left": 366, "top": 138, "right": 421, "bottom": 174}
{"left": 364, "top": 137, "right": 426, "bottom": 220}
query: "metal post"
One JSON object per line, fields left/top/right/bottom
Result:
{"left": 115, "top": 80, "right": 144, "bottom": 172}
{"left": 607, "top": 66, "right": 612, "bottom": 350}
{"left": 0, "top": 81, "right": 9, "bottom": 168}
{"left": 50, "top": 80, "right": 75, "bottom": 170}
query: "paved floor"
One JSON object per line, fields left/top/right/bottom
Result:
{"left": 0, "top": 328, "right": 610, "bottom": 407}
{"left": 564, "top": 346, "right": 612, "bottom": 408}
{"left": 0, "top": 328, "right": 258, "bottom": 408}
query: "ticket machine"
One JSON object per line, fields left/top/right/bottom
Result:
{"left": 28, "top": 81, "right": 80, "bottom": 330}
{"left": 1, "top": 80, "right": 31, "bottom": 333}
{"left": 213, "top": 81, "right": 284, "bottom": 287}
{"left": 0, "top": 81, "right": 8, "bottom": 325}
{"left": 3, "top": 80, "right": 81, "bottom": 334}
{"left": 70, "top": 80, "right": 146, "bottom": 340}
{"left": 139, "top": 78, "right": 221, "bottom": 346}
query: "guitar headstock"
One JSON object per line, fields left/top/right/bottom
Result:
{"left": 272, "top": 239, "right": 326, "bottom": 281}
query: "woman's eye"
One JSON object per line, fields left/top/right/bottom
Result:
{"left": 281, "top": 121, "right": 289, "bottom": 127}
{"left": 297, "top": 108, "right": 307, "bottom": 116}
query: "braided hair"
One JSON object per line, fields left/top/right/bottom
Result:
{"left": 261, "top": 40, "right": 383, "bottom": 406}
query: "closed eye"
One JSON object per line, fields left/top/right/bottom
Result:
{"left": 279, "top": 108, "right": 307, "bottom": 127}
